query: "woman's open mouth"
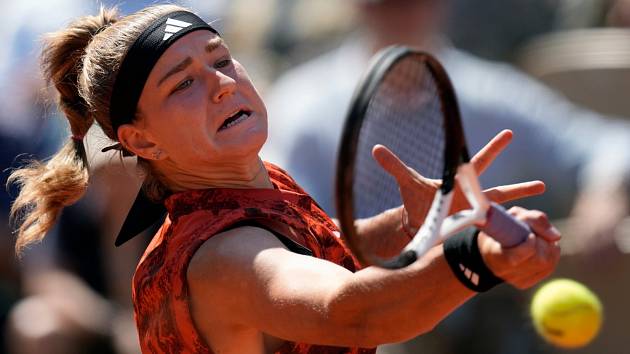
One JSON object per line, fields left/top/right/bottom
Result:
{"left": 218, "top": 110, "right": 252, "bottom": 131}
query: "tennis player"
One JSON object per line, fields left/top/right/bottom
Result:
{"left": 9, "top": 5, "right": 560, "bottom": 354}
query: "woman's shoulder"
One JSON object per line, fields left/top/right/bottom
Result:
{"left": 186, "top": 225, "right": 289, "bottom": 303}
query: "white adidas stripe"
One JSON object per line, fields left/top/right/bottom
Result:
{"left": 163, "top": 18, "right": 193, "bottom": 41}
{"left": 459, "top": 263, "right": 480, "bottom": 286}
{"left": 166, "top": 18, "right": 193, "bottom": 27}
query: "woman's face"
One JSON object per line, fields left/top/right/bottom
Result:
{"left": 134, "top": 31, "right": 267, "bottom": 168}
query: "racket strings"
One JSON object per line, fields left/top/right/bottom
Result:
{"left": 353, "top": 56, "right": 446, "bottom": 220}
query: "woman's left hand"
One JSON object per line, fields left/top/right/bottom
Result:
{"left": 372, "top": 129, "right": 546, "bottom": 230}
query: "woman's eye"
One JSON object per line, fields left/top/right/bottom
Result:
{"left": 215, "top": 58, "right": 233, "bottom": 69}
{"left": 173, "top": 79, "right": 193, "bottom": 93}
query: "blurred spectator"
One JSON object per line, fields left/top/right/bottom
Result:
{"left": 262, "top": 0, "right": 630, "bottom": 352}
{"left": 608, "top": 0, "right": 630, "bottom": 26}
{"left": 446, "top": 0, "right": 560, "bottom": 61}
{"left": 221, "top": 0, "right": 356, "bottom": 92}
{"left": 447, "top": 0, "right": 630, "bottom": 61}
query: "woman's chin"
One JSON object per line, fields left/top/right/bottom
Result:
{"left": 218, "top": 129, "right": 267, "bottom": 158}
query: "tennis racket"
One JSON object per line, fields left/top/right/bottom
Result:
{"left": 335, "top": 46, "right": 531, "bottom": 269}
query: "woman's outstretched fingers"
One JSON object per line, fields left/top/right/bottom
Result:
{"left": 372, "top": 144, "right": 421, "bottom": 183}
{"left": 482, "top": 180, "right": 546, "bottom": 204}
{"left": 471, "top": 129, "right": 513, "bottom": 175}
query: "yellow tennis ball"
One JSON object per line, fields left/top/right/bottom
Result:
{"left": 530, "top": 279, "right": 603, "bottom": 349}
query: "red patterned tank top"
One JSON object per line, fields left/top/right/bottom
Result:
{"left": 132, "top": 162, "right": 376, "bottom": 354}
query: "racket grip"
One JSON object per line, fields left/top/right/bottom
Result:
{"left": 481, "top": 203, "right": 530, "bottom": 248}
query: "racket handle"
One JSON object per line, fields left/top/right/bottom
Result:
{"left": 481, "top": 203, "right": 530, "bottom": 248}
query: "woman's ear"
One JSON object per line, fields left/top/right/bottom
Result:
{"left": 117, "top": 124, "right": 168, "bottom": 161}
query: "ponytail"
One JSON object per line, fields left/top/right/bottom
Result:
{"left": 8, "top": 8, "right": 119, "bottom": 255}
{"left": 9, "top": 4, "right": 188, "bottom": 255}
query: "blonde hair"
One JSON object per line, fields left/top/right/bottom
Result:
{"left": 8, "top": 4, "right": 185, "bottom": 255}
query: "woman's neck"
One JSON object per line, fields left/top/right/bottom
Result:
{"left": 156, "top": 156, "right": 272, "bottom": 192}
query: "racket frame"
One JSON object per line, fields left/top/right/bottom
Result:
{"left": 336, "top": 46, "right": 528, "bottom": 269}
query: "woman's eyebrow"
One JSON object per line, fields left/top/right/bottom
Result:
{"left": 206, "top": 37, "right": 225, "bottom": 53}
{"left": 158, "top": 57, "right": 192, "bottom": 87}
{"left": 157, "top": 36, "right": 226, "bottom": 87}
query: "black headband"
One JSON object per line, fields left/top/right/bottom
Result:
{"left": 110, "top": 11, "right": 218, "bottom": 134}
{"left": 112, "top": 11, "right": 217, "bottom": 247}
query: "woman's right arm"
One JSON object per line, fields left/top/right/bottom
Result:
{"left": 187, "top": 208, "right": 560, "bottom": 350}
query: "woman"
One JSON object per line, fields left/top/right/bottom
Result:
{"left": 9, "top": 5, "right": 560, "bottom": 354}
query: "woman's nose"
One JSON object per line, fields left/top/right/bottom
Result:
{"left": 211, "top": 70, "right": 237, "bottom": 103}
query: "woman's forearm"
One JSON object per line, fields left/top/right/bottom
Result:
{"left": 326, "top": 244, "right": 475, "bottom": 347}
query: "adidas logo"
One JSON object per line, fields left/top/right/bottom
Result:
{"left": 163, "top": 18, "right": 192, "bottom": 41}
{"left": 459, "top": 263, "right": 479, "bottom": 286}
